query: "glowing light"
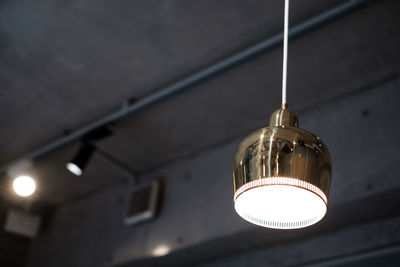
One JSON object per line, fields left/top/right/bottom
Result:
{"left": 12, "top": 176, "right": 36, "bottom": 197}
{"left": 234, "top": 177, "right": 327, "bottom": 229}
{"left": 152, "top": 245, "right": 170, "bottom": 257}
{"left": 66, "top": 144, "right": 95, "bottom": 176}
{"left": 66, "top": 163, "right": 83, "bottom": 176}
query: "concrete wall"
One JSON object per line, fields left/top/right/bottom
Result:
{"left": 25, "top": 77, "right": 400, "bottom": 266}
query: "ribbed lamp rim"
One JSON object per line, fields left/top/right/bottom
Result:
{"left": 234, "top": 177, "right": 328, "bottom": 204}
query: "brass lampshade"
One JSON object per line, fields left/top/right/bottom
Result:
{"left": 233, "top": 104, "right": 332, "bottom": 229}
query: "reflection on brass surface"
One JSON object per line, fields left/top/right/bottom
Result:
{"left": 233, "top": 104, "right": 332, "bottom": 201}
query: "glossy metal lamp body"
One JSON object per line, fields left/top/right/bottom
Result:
{"left": 233, "top": 104, "right": 332, "bottom": 229}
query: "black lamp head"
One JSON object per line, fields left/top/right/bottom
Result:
{"left": 66, "top": 144, "right": 95, "bottom": 176}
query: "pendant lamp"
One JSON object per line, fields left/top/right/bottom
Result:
{"left": 232, "top": 0, "right": 332, "bottom": 229}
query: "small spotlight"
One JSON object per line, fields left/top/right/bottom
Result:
{"left": 152, "top": 245, "right": 170, "bottom": 257}
{"left": 12, "top": 176, "right": 36, "bottom": 197}
{"left": 66, "top": 162, "right": 83, "bottom": 176}
{"left": 66, "top": 144, "right": 95, "bottom": 176}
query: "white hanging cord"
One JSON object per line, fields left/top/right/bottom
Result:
{"left": 282, "top": 0, "right": 289, "bottom": 105}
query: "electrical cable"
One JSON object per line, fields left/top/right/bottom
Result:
{"left": 282, "top": 0, "right": 289, "bottom": 105}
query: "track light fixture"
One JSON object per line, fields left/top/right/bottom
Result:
{"left": 232, "top": 0, "right": 332, "bottom": 229}
{"left": 66, "top": 144, "right": 95, "bottom": 176}
{"left": 66, "top": 126, "right": 112, "bottom": 176}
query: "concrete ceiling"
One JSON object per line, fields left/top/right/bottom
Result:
{"left": 0, "top": 0, "right": 339, "bottom": 165}
{"left": 0, "top": 0, "right": 399, "bottom": 208}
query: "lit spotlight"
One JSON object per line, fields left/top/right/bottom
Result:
{"left": 12, "top": 176, "right": 36, "bottom": 197}
{"left": 66, "top": 162, "right": 83, "bottom": 176}
{"left": 152, "top": 245, "right": 170, "bottom": 257}
{"left": 66, "top": 144, "right": 95, "bottom": 176}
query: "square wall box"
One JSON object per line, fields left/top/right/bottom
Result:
{"left": 4, "top": 209, "right": 41, "bottom": 238}
{"left": 124, "top": 181, "right": 160, "bottom": 226}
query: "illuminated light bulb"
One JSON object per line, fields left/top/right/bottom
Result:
{"left": 66, "top": 162, "right": 83, "bottom": 176}
{"left": 235, "top": 179, "right": 327, "bottom": 229}
{"left": 12, "top": 176, "right": 36, "bottom": 197}
{"left": 152, "top": 245, "right": 170, "bottom": 257}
